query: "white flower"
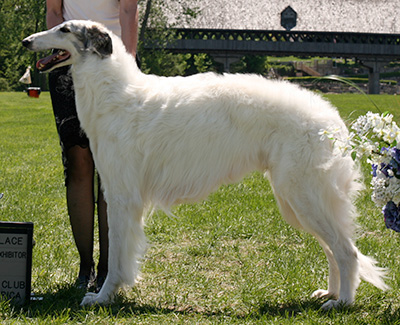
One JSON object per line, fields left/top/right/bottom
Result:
{"left": 323, "top": 111, "right": 400, "bottom": 214}
{"left": 318, "top": 127, "right": 341, "bottom": 141}
{"left": 356, "top": 140, "right": 375, "bottom": 158}
{"left": 382, "top": 122, "right": 400, "bottom": 144}
{"left": 352, "top": 115, "right": 371, "bottom": 136}
{"left": 383, "top": 113, "right": 393, "bottom": 124}
{"left": 366, "top": 112, "right": 382, "bottom": 128}
{"left": 318, "top": 129, "right": 331, "bottom": 141}
{"left": 371, "top": 176, "right": 390, "bottom": 207}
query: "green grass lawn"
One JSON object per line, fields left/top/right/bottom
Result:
{"left": 1, "top": 91, "right": 400, "bottom": 324}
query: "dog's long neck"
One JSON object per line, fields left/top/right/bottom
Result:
{"left": 69, "top": 35, "right": 143, "bottom": 137}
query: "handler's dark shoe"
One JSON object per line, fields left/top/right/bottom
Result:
{"left": 76, "top": 275, "right": 92, "bottom": 290}
{"left": 75, "top": 267, "right": 96, "bottom": 290}
{"left": 95, "top": 275, "right": 106, "bottom": 293}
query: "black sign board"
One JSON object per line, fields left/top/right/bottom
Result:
{"left": 281, "top": 6, "right": 297, "bottom": 31}
{"left": 0, "top": 221, "right": 33, "bottom": 304}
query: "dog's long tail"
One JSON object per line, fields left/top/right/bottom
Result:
{"left": 357, "top": 247, "right": 389, "bottom": 290}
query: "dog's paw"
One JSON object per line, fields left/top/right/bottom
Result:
{"left": 80, "top": 292, "right": 100, "bottom": 306}
{"left": 80, "top": 292, "right": 112, "bottom": 306}
{"left": 311, "top": 289, "right": 337, "bottom": 299}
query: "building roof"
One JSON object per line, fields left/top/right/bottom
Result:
{"left": 162, "top": 0, "right": 400, "bottom": 34}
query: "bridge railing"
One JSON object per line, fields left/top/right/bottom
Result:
{"left": 171, "top": 29, "right": 400, "bottom": 46}
{"left": 144, "top": 28, "right": 400, "bottom": 59}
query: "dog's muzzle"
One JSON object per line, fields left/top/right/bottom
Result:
{"left": 22, "top": 37, "right": 71, "bottom": 72}
{"left": 22, "top": 38, "right": 33, "bottom": 50}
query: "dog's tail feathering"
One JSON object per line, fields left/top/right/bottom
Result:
{"left": 330, "top": 129, "right": 389, "bottom": 291}
{"left": 333, "top": 147, "right": 388, "bottom": 292}
{"left": 357, "top": 248, "right": 389, "bottom": 291}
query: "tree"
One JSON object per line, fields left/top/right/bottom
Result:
{"left": 0, "top": 0, "right": 46, "bottom": 91}
{"left": 138, "top": 0, "right": 216, "bottom": 76}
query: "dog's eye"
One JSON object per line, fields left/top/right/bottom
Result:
{"left": 59, "top": 26, "right": 70, "bottom": 33}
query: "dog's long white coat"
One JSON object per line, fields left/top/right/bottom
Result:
{"left": 23, "top": 21, "right": 388, "bottom": 309}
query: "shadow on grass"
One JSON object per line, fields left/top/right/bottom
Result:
{"left": 25, "top": 284, "right": 90, "bottom": 310}
{"left": 4, "top": 287, "right": 321, "bottom": 321}
{"left": 258, "top": 298, "right": 325, "bottom": 318}
{"left": 5, "top": 286, "right": 400, "bottom": 323}
{"left": 259, "top": 298, "right": 400, "bottom": 323}
{"left": 103, "top": 296, "right": 329, "bottom": 321}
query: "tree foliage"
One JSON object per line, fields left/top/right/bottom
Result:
{"left": 138, "top": 0, "right": 212, "bottom": 76}
{"left": 0, "top": 0, "right": 47, "bottom": 91}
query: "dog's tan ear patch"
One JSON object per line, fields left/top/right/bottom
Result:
{"left": 86, "top": 26, "right": 113, "bottom": 58}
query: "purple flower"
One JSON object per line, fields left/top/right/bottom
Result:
{"left": 380, "top": 163, "right": 393, "bottom": 178}
{"left": 383, "top": 201, "right": 400, "bottom": 232}
{"left": 371, "top": 164, "right": 378, "bottom": 177}
{"left": 389, "top": 148, "right": 400, "bottom": 178}
{"left": 390, "top": 147, "right": 400, "bottom": 164}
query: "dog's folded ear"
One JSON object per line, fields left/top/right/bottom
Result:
{"left": 85, "top": 26, "right": 113, "bottom": 58}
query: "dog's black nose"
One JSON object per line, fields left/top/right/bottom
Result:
{"left": 22, "top": 39, "right": 31, "bottom": 48}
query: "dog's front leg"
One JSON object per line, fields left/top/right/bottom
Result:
{"left": 81, "top": 275, "right": 119, "bottom": 306}
{"left": 81, "top": 195, "right": 146, "bottom": 306}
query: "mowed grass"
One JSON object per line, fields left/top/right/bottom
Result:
{"left": 1, "top": 91, "right": 400, "bottom": 324}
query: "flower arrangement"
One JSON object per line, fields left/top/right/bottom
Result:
{"left": 319, "top": 111, "right": 400, "bottom": 232}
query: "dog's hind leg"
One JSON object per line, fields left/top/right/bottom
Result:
{"left": 319, "top": 238, "right": 359, "bottom": 309}
{"left": 317, "top": 237, "right": 387, "bottom": 310}
{"left": 81, "top": 195, "right": 146, "bottom": 306}
{"left": 275, "top": 190, "right": 360, "bottom": 309}
{"left": 311, "top": 236, "right": 340, "bottom": 300}
{"left": 276, "top": 195, "right": 341, "bottom": 301}
{"left": 295, "top": 200, "right": 360, "bottom": 309}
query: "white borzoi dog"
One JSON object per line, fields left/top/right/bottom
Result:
{"left": 23, "top": 20, "right": 388, "bottom": 309}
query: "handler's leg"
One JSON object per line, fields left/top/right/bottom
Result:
{"left": 96, "top": 180, "right": 108, "bottom": 292}
{"left": 66, "top": 145, "right": 96, "bottom": 286}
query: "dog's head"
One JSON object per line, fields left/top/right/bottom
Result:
{"left": 22, "top": 20, "right": 113, "bottom": 72}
